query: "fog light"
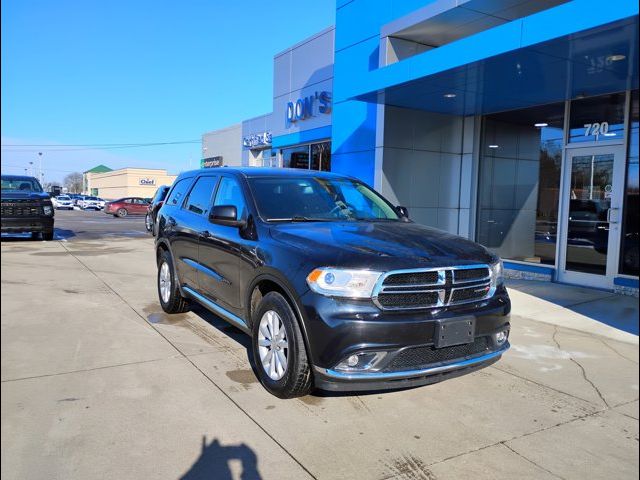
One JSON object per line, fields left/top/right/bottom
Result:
{"left": 495, "top": 330, "right": 508, "bottom": 345}
{"left": 335, "top": 352, "right": 387, "bottom": 372}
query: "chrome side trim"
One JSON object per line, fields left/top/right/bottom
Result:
{"left": 182, "top": 286, "right": 248, "bottom": 331}
{"left": 314, "top": 344, "right": 509, "bottom": 381}
{"left": 182, "top": 258, "right": 226, "bottom": 283}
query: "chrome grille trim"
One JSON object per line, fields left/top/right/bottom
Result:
{"left": 372, "top": 264, "right": 494, "bottom": 311}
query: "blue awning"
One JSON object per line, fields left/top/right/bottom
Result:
{"left": 348, "top": 7, "right": 638, "bottom": 115}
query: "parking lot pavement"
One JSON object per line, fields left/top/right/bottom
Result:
{"left": 0, "top": 209, "right": 148, "bottom": 243}
{"left": 1, "top": 235, "right": 638, "bottom": 480}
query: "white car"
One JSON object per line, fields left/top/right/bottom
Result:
{"left": 96, "top": 198, "right": 106, "bottom": 209}
{"left": 79, "top": 196, "right": 101, "bottom": 210}
{"left": 55, "top": 195, "right": 74, "bottom": 210}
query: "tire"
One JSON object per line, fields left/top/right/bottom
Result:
{"left": 31, "top": 232, "right": 41, "bottom": 240}
{"left": 117, "top": 208, "right": 128, "bottom": 218}
{"left": 42, "top": 230, "right": 54, "bottom": 241}
{"left": 145, "top": 213, "right": 152, "bottom": 232}
{"left": 157, "top": 249, "right": 189, "bottom": 314}
{"left": 251, "top": 292, "right": 312, "bottom": 398}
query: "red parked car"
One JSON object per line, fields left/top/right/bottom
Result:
{"left": 104, "top": 197, "right": 150, "bottom": 217}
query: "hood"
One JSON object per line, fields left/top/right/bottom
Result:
{"left": 269, "top": 221, "right": 496, "bottom": 270}
{"left": 1, "top": 191, "right": 51, "bottom": 201}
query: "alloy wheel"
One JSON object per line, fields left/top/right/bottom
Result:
{"left": 159, "top": 261, "right": 171, "bottom": 303}
{"left": 258, "top": 310, "right": 289, "bottom": 380}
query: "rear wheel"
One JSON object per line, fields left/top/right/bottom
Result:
{"left": 42, "top": 230, "right": 54, "bottom": 241}
{"left": 251, "top": 292, "right": 312, "bottom": 398}
{"left": 157, "top": 249, "right": 189, "bottom": 313}
{"left": 117, "top": 208, "right": 128, "bottom": 218}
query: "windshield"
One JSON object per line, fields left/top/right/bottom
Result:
{"left": 1, "top": 177, "right": 43, "bottom": 192}
{"left": 58, "top": 196, "right": 70, "bottom": 200}
{"left": 85, "top": 196, "right": 98, "bottom": 200}
{"left": 248, "top": 176, "right": 400, "bottom": 222}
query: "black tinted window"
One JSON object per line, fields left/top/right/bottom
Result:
{"left": 185, "top": 176, "right": 219, "bottom": 216}
{"left": 166, "top": 179, "right": 191, "bottom": 206}
{"left": 213, "top": 177, "right": 247, "bottom": 219}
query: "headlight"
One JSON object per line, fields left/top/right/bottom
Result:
{"left": 306, "top": 268, "right": 382, "bottom": 298}
{"left": 490, "top": 259, "right": 504, "bottom": 287}
{"left": 43, "top": 205, "right": 53, "bottom": 216}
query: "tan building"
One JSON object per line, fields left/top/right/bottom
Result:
{"left": 83, "top": 166, "right": 177, "bottom": 200}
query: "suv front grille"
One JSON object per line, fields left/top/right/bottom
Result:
{"left": 1, "top": 204, "right": 43, "bottom": 217}
{"left": 373, "top": 265, "right": 493, "bottom": 310}
{"left": 384, "top": 336, "right": 491, "bottom": 371}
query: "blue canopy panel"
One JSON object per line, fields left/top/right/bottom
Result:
{"left": 351, "top": 16, "right": 638, "bottom": 116}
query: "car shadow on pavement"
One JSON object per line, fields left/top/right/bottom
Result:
{"left": 180, "top": 436, "right": 261, "bottom": 480}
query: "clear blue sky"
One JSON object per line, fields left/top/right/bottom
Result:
{"left": 1, "top": 0, "right": 334, "bottom": 183}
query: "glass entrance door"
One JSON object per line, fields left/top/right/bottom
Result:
{"left": 558, "top": 145, "right": 626, "bottom": 288}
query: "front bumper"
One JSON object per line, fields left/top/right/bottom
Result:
{"left": 299, "top": 285, "right": 511, "bottom": 391}
{"left": 1, "top": 216, "right": 54, "bottom": 233}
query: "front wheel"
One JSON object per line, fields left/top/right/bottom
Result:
{"left": 157, "top": 250, "right": 189, "bottom": 314}
{"left": 42, "top": 230, "right": 54, "bottom": 241}
{"left": 145, "top": 213, "right": 152, "bottom": 232}
{"left": 117, "top": 208, "right": 128, "bottom": 218}
{"left": 251, "top": 292, "right": 312, "bottom": 398}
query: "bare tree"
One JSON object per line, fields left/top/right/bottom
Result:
{"left": 63, "top": 172, "right": 83, "bottom": 193}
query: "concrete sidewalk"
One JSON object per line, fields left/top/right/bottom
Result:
{"left": 1, "top": 238, "right": 638, "bottom": 479}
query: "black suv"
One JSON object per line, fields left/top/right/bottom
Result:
{"left": 1, "top": 175, "right": 55, "bottom": 240}
{"left": 155, "top": 168, "right": 510, "bottom": 398}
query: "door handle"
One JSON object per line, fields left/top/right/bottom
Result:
{"left": 200, "top": 230, "right": 212, "bottom": 238}
{"left": 607, "top": 208, "right": 620, "bottom": 224}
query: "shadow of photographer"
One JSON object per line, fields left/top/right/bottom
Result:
{"left": 180, "top": 436, "right": 261, "bottom": 480}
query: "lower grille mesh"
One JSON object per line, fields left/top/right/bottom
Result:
{"left": 384, "top": 337, "right": 491, "bottom": 371}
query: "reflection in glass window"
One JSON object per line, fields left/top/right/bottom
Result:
{"left": 214, "top": 177, "right": 247, "bottom": 220}
{"left": 185, "top": 176, "right": 218, "bottom": 216}
{"left": 569, "top": 92, "right": 626, "bottom": 143}
{"left": 477, "top": 102, "right": 564, "bottom": 265}
{"left": 311, "top": 142, "right": 331, "bottom": 171}
{"left": 282, "top": 145, "right": 310, "bottom": 169}
{"left": 621, "top": 90, "right": 639, "bottom": 276}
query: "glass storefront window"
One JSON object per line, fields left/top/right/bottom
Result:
{"left": 478, "top": 102, "right": 564, "bottom": 265}
{"left": 311, "top": 142, "right": 331, "bottom": 171}
{"left": 281, "top": 142, "right": 331, "bottom": 170}
{"left": 569, "top": 92, "right": 626, "bottom": 143}
{"left": 282, "top": 145, "right": 310, "bottom": 169}
{"left": 620, "top": 90, "right": 639, "bottom": 276}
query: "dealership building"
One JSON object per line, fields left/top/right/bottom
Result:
{"left": 201, "top": 0, "right": 639, "bottom": 295}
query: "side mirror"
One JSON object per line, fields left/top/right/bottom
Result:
{"left": 209, "top": 205, "right": 245, "bottom": 227}
{"left": 396, "top": 206, "right": 409, "bottom": 219}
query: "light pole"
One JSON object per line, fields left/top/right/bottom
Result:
{"left": 38, "top": 152, "right": 43, "bottom": 184}
{"left": 29, "top": 161, "right": 34, "bottom": 176}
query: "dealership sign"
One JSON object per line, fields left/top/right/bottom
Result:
{"left": 201, "top": 156, "right": 223, "bottom": 168}
{"left": 139, "top": 178, "right": 156, "bottom": 186}
{"left": 286, "top": 91, "right": 332, "bottom": 124}
{"left": 243, "top": 132, "right": 272, "bottom": 148}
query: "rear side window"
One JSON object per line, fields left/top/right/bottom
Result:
{"left": 213, "top": 177, "right": 247, "bottom": 219}
{"left": 185, "top": 176, "right": 219, "bottom": 216}
{"left": 166, "top": 179, "right": 191, "bottom": 206}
